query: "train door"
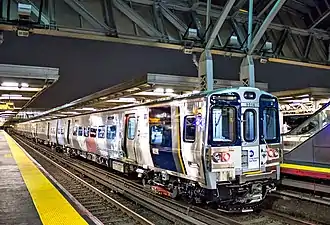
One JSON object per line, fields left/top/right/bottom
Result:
{"left": 124, "top": 114, "right": 137, "bottom": 161}
{"left": 66, "top": 120, "right": 71, "bottom": 145}
{"left": 241, "top": 107, "right": 260, "bottom": 172}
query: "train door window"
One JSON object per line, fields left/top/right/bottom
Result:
{"left": 150, "top": 125, "right": 172, "bottom": 147}
{"left": 263, "top": 108, "right": 278, "bottom": 141}
{"left": 90, "top": 127, "right": 97, "bottom": 138}
{"left": 84, "top": 127, "right": 90, "bottom": 137}
{"left": 184, "top": 116, "right": 196, "bottom": 142}
{"left": 73, "top": 126, "right": 77, "bottom": 136}
{"left": 78, "top": 126, "right": 83, "bottom": 136}
{"left": 106, "top": 125, "right": 116, "bottom": 140}
{"left": 127, "top": 117, "right": 136, "bottom": 140}
{"left": 243, "top": 110, "right": 256, "bottom": 142}
{"left": 211, "top": 107, "right": 236, "bottom": 143}
{"left": 98, "top": 126, "right": 105, "bottom": 138}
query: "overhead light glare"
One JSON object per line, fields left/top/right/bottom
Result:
{"left": 1, "top": 82, "right": 19, "bottom": 87}
{"left": 20, "top": 82, "right": 29, "bottom": 87}
{"left": 1, "top": 94, "right": 23, "bottom": 97}
{"left": 154, "top": 88, "right": 164, "bottom": 93}
{"left": 75, "top": 107, "right": 96, "bottom": 111}
{"left": 165, "top": 88, "right": 174, "bottom": 93}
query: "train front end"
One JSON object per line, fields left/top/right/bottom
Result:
{"left": 204, "top": 87, "right": 281, "bottom": 212}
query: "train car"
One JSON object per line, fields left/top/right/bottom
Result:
{"left": 14, "top": 87, "right": 281, "bottom": 212}
{"left": 281, "top": 102, "right": 330, "bottom": 180}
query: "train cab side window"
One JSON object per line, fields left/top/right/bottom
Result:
{"left": 243, "top": 110, "right": 256, "bottom": 142}
{"left": 98, "top": 126, "right": 105, "bottom": 138}
{"left": 73, "top": 126, "right": 77, "bottom": 136}
{"left": 90, "top": 128, "right": 97, "bottom": 138}
{"left": 84, "top": 127, "right": 90, "bottom": 137}
{"left": 263, "top": 108, "right": 278, "bottom": 141}
{"left": 184, "top": 116, "right": 196, "bottom": 143}
{"left": 106, "top": 125, "right": 116, "bottom": 140}
{"left": 78, "top": 126, "right": 83, "bottom": 136}
{"left": 127, "top": 117, "right": 136, "bottom": 140}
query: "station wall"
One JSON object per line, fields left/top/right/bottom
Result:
{"left": 0, "top": 31, "right": 328, "bottom": 109}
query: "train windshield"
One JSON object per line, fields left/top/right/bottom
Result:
{"left": 209, "top": 106, "right": 237, "bottom": 145}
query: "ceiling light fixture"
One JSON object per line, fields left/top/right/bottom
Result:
{"left": 1, "top": 82, "right": 19, "bottom": 87}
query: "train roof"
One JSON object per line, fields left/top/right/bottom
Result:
{"left": 20, "top": 87, "right": 276, "bottom": 124}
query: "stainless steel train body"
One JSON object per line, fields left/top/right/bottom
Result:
{"left": 14, "top": 87, "right": 281, "bottom": 212}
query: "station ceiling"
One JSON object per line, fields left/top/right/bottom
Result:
{"left": 1, "top": 0, "right": 330, "bottom": 66}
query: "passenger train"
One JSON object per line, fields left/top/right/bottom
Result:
{"left": 13, "top": 87, "right": 281, "bottom": 212}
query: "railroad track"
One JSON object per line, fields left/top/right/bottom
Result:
{"left": 11, "top": 133, "right": 328, "bottom": 225}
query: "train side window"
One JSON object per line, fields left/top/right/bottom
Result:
{"left": 98, "top": 126, "right": 105, "bottom": 138}
{"left": 263, "top": 108, "right": 278, "bottom": 141}
{"left": 73, "top": 126, "right": 77, "bottom": 136}
{"left": 78, "top": 126, "right": 83, "bottom": 136}
{"left": 243, "top": 110, "right": 256, "bottom": 142}
{"left": 106, "top": 125, "right": 116, "bottom": 140}
{"left": 90, "top": 127, "right": 97, "bottom": 138}
{"left": 61, "top": 128, "right": 64, "bottom": 134}
{"left": 127, "top": 117, "right": 136, "bottom": 140}
{"left": 84, "top": 127, "right": 90, "bottom": 137}
{"left": 184, "top": 116, "right": 196, "bottom": 143}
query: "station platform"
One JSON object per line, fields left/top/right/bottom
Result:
{"left": 0, "top": 131, "right": 95, "bottom": 225}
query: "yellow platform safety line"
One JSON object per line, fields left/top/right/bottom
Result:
{"left": 4, "top": 132, "right": 88, "bottom": 225}
{"left": 281, "top": 163, "right": 330, "bottom": 174}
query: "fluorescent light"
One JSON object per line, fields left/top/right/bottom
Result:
{"left": 192, "top": 90, "right": 200, "bottom": 94}
{"left": 20, "top": 82, "right": 29, "bottom": 87}
{"left": 1, "top": 82, "right": 19, "bottom": 87}
{"left": 0, "top": 96, "right": 31, "bottom": 100}
{"left": 61, "top": 111, "right": 80, "bottom": 115}
{"left": 165, "top": 88, "right": 174, "bottom": 93}
{"left": 75, "top": 107, "right": 96, "bottom": 111}
{"left": 133, "top": 91, "right": 177, "bottom": 97}
{"left": 1, "top": 94, "right": 22, "bottom": 97}
{"left": 0, "top": 86, "right": 42, "bottom": 92}
{"left": 154, "top": 88, "right": 164, "bottom": 93}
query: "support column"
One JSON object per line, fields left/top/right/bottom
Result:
{"left": 241, "top": 0, "right": 255, "bottom": 88}
{"left": 198, "top": 50, "right": 214, "bottom": 91}
{"left": 240, "top": 55, "right": 255, "bottom": 87}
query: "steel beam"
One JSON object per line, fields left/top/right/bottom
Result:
{"left": 102, "top": 0, "right": 118, "bottom": 36}
{"left": 248, "top": 0, "right": 287, "bottom": 54}
{"left": 304, "top": 35, "right": 312, "bottom": 59}
{"left": 64, "top": 0, "right": 109, "bottom": 30}
{"left": 159, "top": 3, "right": 188, "bottom": 34}
{"left": 313, "top": 37, "right": 327, "bottom": 60}
{"left": 310, "top": 9, "right": 330, "bottom": 29}
{"left": 205, "top": 0, "right": 236, "bottom": 49}
{"left": 257, "top": 0, "right": 275, "bottom": 18}
{"left": 113, "top": 0, "right": 162, "bottom": 37}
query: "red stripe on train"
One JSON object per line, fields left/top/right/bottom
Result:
{"left": 281, "top": 168, "right": 330, "bottom": 180}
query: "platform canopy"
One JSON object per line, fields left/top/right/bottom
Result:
{"left": 0, "top": 64, "right": 59, "bottom": 125}
{"left": 13, "top": 73, "right": 267, "bottom": 122}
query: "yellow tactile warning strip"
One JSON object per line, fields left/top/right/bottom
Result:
{"left": 4, "top": 132, "right": 88, "bottom": 225}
